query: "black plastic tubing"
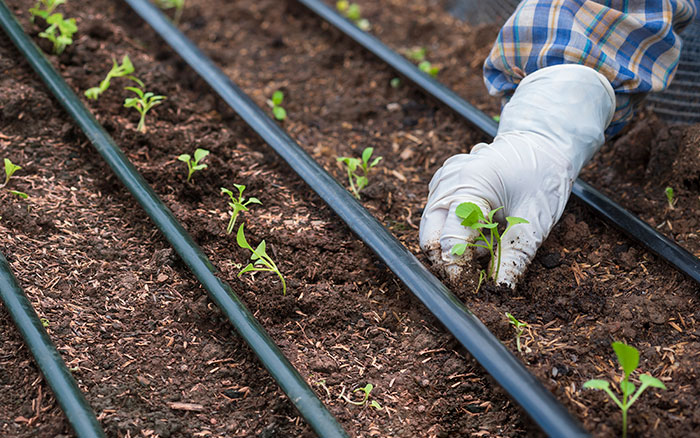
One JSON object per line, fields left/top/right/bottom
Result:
{"left": 120, "top": 1, "right": 589, "bottom": 436}
{"left": 0, "top": 3, "right": 348, "bottom": 437}
{"left": 0, "top": 252, "right": 105, "bottom": 437}
{"left": 296, "top": 0, "right": 700, "bottom": 286}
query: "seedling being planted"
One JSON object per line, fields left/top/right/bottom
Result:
{"left": 221, "top": 185, "right": 261, "bottom": 234}
{"left": 336, "top": 0, "right": 370, "bottom": 30}
{"left": 336, "top": 147, "right": 382, "bottom": 199}
{"left": 124, "top": 86, "right": 166, "bottom": 133}
{"left": 341, "top": 383, "right": 382, "bottom": 410}
{"left": 665, "top": 186, "right": 675, "bottom": 209}
{"left": 29, "top": 0, "right": 66, "bottom": 22}
{"left": 451, "top": 202, "right": 529, "bottom": 281}
{"left": 266, "top": 90, "right": 286, "bottom": 121}
{"left": 2, "top": 159, "right": 28, "bottom": 199}
{"left": 156, "top": 0, "right": 185, "bottom": 24}
{"left": 505, "top": 312, "right": 528, "bottom": 353}
{"left": 85, "top": 55, "right": 141, "bottom": 100}
{"left": 177, "top": 148, "right": 209, "bottom": 182}
{"left": 583, "top": 342, "right": 666, "bottom": 438}
{"left": 236, "top": 223, "right": 286, "bottom": 295}
{"left": 39, "top": 13, "right": 77, "bottom": 54}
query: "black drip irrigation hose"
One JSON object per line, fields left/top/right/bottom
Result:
{"left": 0, "top": 3, "right": 348, "bottom": 437}
{"left": 120, "top": 1, "right": 589, "bottom": 436}
{"left": 295, "top": 0, "right": 700, "bottom": 287}
{"left": 0, "top": 252, "right": 105, "bottom": 438}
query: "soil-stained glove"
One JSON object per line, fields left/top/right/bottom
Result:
{"left": 420, "top": 64, "right": 615, "bottom": 287}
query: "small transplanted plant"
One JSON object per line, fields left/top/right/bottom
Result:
{"left": 2, "top": 158, "right": 28, "bottom": 199}
{"left": 583, "top": 342, "right": 667, "bottom": 438}
{"left": 336, "top": 0, "right": 370, "bottom": 31}
{"left": 403, "top": 46, "right": 440, "bottom": 77}
{"left": 236, "top": 223, "right": 286, "bottom": 295}
{"left": 451, "top": 202, "right": 528, "bottom": 281}
{"left": 177, "top": 148, "right": 209, "bottom": 182}
{"left": 124, "top": 85, "right": 166, "bottom": 133}
{"left": 505, "top": 312, "right": 528, "bottom": 353}
{"left": 336, "top": 147, "right": 382, "bottom": 199}
{"left": 38, "top": 13, "right": 77, "bottom": 55}
{"left": 221, "top": 184, "right": 261, "bottom": 234}
{"left": 341, "top": 383, "right": 382, "bottom": 410}
{"left": 29, "top": 0, "right": 66, "bottom": 22}
{"left": 85, "top": 55, "right": 141, "bottom": 100}
{"left": 156, "top": 0, "right": 185, "bottom": 24}
{"left": 665, "top": 186, "right": 676, "bottom": 209}
{"left": 267, "top": 90, "right": 287, "bottom": 121}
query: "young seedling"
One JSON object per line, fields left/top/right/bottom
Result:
{"left": 419, "top": 60, "right": 440, "bottom": 77}
{"left": 221, "top": 185, "right": 261, "bottom": 234}
{"left": 505, "top": 312, "right": 528, "bottom": 353}
{"left": 2, "top": 159, "right": 28, "bottom": 199}
{"left": 341, "top": 383, "right": 382, "bottom": 410}
{"left": 336, "top": 0, "right": 370, "bottom": 30}
{"left": 85, "top": 55, "right": 142, "bottom": 100}
{"left": 236, "top": 223, "right": 286, "bottom": 295}
{"left": 29, "top": 0, "right": 66, "bottom": 22}
{"left": 665, "top": 186, "right": 675, "bottom": 209}
{"left": 123, "top": 86, "right": 166, "bottom": 133}
{"left": 583, "top": 342, "right": 667, "bottom": 438}
{"left": 336, "top": 147, "right": 382, "bottom": 199}
{"left": 405, "top": 46, "right": 426, "bottom": 62}
{"left": 177, "top": 148, "right": 209, "bottom": 182}
{"left": 266, "top": 90, "right": 287, "bottom": 121}
{"left": 390, "top": 77, "right": 401, "bottom": 88}
{"left": 474, "top": 269, "right": 486, "bottom": 294}
{"left": 451, "top": 202, "right": 529, "bottom": 281}
{"left": 38, "top": 13, "right": 77, "bottom": 55}
{"left": 156, "top": 0, "right": 185, "bottom": 24}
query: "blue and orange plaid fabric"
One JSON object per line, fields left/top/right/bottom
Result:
{"left": 484, "top": 0, "right": 699, "bottom": 135}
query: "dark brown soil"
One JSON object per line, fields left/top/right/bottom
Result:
{"left": 0, "top": 0, "right": 698, "bottom": 437}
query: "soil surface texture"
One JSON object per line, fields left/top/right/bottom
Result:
{"left": 1, "top": 0, "right": 698, "bottom": 437}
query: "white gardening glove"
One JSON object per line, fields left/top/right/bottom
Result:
{"left": 420, "top": 64, "right": 615, "bottom": 287}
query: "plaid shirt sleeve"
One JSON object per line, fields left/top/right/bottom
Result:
{"left": 484, "top": 0, "right": 699, "bottom": 136}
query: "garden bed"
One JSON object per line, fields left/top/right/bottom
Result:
{"left": 0, "top": 0, "right": 698, "bottom": 437}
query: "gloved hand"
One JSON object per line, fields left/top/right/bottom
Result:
{"left": 420, "top": 64, "right": 615, "bottom": 287}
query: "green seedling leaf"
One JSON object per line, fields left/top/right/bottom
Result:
{"left": 451, "top": 243, "right": 466, "bottom": 256}
{"left": 639, "top": 374, "right": 666, "bottom": 390}
{"left": 10, "top": 191, "right": 28, "bottom": 199}
{"left": 272, "top": 90, "right": 284, "bottom": 106}
{"left": 29, "top": 0, "right": 66, "bottom": 22}
{"left": 369, "top": 400, "right": 382, "bottom": 410}
{"left": 390, "top": 77, "right": 401, "bottom": 88}
{"left": 455, "top": 202, "right": 483, "bottom": 225}
{"left": 583, "top": 379, "right": 610, "bottom": 390}
{"left": 273, "top": 106, "right": 287, "bottom": 121}
{"left": 506, "top": 312, "right": 528, "bottom": 352}
{"left": 124, "top": 85, "right": 166, "bottom": 133}
{"left": 222, "top": 184, "right": 260, "bottom": 234}
{"left": 406, "top": 47, "right": 426, "bottom": 62}
{"left": 336, "top": 0, "right": 348, "bottom": 12}
{"left": 362, "top": 147, "right": 374, "bottom": 164}
{"left": 612, "top": 341, "right": 639, "bottom": 380}
{"left": 86, "top": 55, "right": 138, "bottom": 100}
{"left": 346, "top": 3, "right": 361, "bottom": 21}
{"left": 179, "top": 148, "right": 209, "bottom": 182}
{"left": 665, "top": 186, "right": 675, "bottom": 208}
{"left": 506, "top": 216, "right": 529, "bottom": 226}
{"left": 337, "top": 148, "right": 382, "bottom": 199}
{"left": 235, "top": 224, "right": 286, "bottom": 295}
{"left": 620, "top": 380, "right": 636, "bottom": 398}
{"left": 3, "top": 158, "right": 21, "bottom": 187}
{"left": 156, "top": 0, "right": 186, "bottom": 24}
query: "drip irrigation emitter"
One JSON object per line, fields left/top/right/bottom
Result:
{"left": 0, "top": 3, "right": 347, "bottom": 437}
{"left": 120, "top": 0, "right": 589, "bottom": 436}
{"left": 295, "top": 0, "right": 700, "bottom": 286}
{"left": 0, "top": 251, "right": 105, "bottom": 437}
